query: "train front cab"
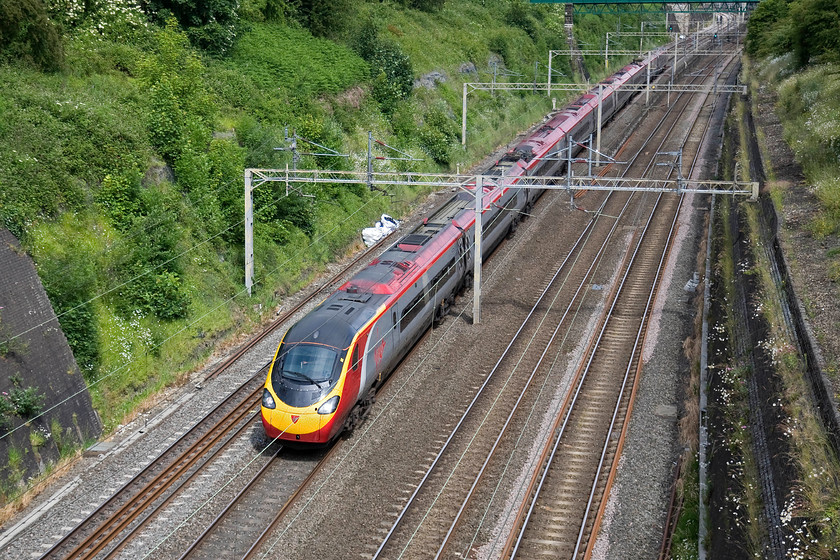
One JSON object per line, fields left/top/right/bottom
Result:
{"left": 261, "top": 317, "right": 362, "bottom": 445}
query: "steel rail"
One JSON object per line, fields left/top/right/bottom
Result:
{"left": 38, "top": 376, "right": 264, "bottom": 560}
{"left": 583, "top": 49, "right": 743, "bottom": 560}
{"left": 502, "top": 83, "right": 682, "bottom": 558}
{"left": 505, "top": 193, "right": 679, "bottom": 560}
{"left": 570, "top": 192, "right": 684, "bottom": 558}
{"left": 431, "top": 191, "right": 638, "bottom": 560}
{"left": 376, "top": 46, "right": 715, "bottom": 560}
{"left": 369, "top": 192, "right": 609, "bottom": 559}
{"left": 100, "top": 409, "right": 266, "bottom": 559}
{"left": 501, "top": 49, "right": 733, "bottom": 560}
{"left": 430, "top": 77, "right": 684, "bottom": 557}
{"left": 64, "top": 396, "right": 263, "bottom": 559}
{"left": 496, "top": 51, "right": 717, "bottom": 559}
{"left": 177, "top": 445, "right": 283, "bottom": 559}
{"left": 38, "top": 235, "right": 392, "bottom": 560}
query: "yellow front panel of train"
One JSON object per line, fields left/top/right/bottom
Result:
{"left": 263, "top": 407, "right": 322, "bottom": 435}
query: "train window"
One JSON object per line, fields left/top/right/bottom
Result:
{"left": 432, "top": 257, "right": 457, "bottom": 291}
{"left": 401, "top": 288, "right": 428, "bottom": 330}
{"left": 351, "top": 345, "right": 359, "bottom": 371}
{"left": 278, "top": 344, "right": 338, "bottom": 385}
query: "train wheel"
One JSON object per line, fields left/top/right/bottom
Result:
{"left": 343, "top": 389, "right": 375, "bottom": 432}
{"left": 506, "top": 215, "right": 520, "bottom": 239}
{"left": 458, "top": 272, "right": 472, "bottom": 296}
{"left": 523, "top": 201, "right": 533, "bottom": 218}
{"left": 433, "top": 297, "right": 451, "bottom": 328}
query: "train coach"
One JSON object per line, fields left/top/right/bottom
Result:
{"left": 260, "top": 49, "right": 667, "bottom": 445}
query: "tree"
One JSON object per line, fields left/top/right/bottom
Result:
{"left": 0, "top": 0, "right": 63, "bottom": 70}
{"left": 789, "top": 0, "right": 840, "bottom": 65}
{"left": 289, "top": 0, "right": 355, "bottom": 38}
{"left": 745, "top": 0, "right": 791, "bottom": 57}
{"left": 408, "top": 0, "right": 446, "bottom": 11}
{"left": 141, "top": 0, "right": 240, "bottom": 54}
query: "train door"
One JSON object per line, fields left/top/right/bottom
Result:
{"left": 367, "top": 311, "right": 396, "bottom": 387}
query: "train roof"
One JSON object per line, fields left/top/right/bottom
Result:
{"left": 339, "top": 189, "right": 485, "bottom": 298}
{"left": 284, "top": 292, "right": 381, "bottom": 351}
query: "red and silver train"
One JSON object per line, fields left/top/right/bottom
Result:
{"left": 261, "top": 50, "right": 668, "bottom": 445}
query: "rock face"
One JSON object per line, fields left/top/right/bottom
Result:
{"left": 414, "top": 71, "right": 447, "bottom": 89}
{"left": 0, "top": 230, "right": 101, "bottom": 500}
{"left": 459, "top": 62, "right": 477, "bottom": 74}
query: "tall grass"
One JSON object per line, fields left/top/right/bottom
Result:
{"left": 770, "top": 61, "right": 840, "bottom": 236}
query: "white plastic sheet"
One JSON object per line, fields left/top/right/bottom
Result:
{"left": 362, "top": 214, "right": 400, "bottom": 247}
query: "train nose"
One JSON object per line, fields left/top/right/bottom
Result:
{"left": 261, "top": 408, "right": 322, "bottom": 438}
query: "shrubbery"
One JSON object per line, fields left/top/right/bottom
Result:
{"left": 0, "top": 0, "right": 64, "bottom": 70}
{"left": 0, "top": 376, "right": 45, "bottom": 426}
{"left": 142, "top": 0, "right": 239, "bottom": 54}
{"left": 354, "top": 19, "right": 413, "bottom": 114}
{"left": 746, "top": 0, "right": 840, "bottom": 66}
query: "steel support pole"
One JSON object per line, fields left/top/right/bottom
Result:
{"left": 244, "top": 169, "right": 254, "bottom": 297}
{"left": 604, "top": 39, "right": 609, "bottom": 70}
{"left": 596, "top": 84, "right": 603, "bottom": 167}
{"left": 473, "top": 176, "right": 483, "bottom": 324}
{"left": 547, "top": 52, "right": 553, "bottom": 97}
{"left": 639, "top": 21, "right": 644, "bottom": 55}
{"left": 367, "top": 131, "right": 373, "bottom": 191}
{"left": 462, "top": 82, "right": 468, "bottom": 146}
{"left": 567, "top": 134, "right": 574, "bottom": 207}
{"left": 533, "top": 61, "right": 538, "bottom": 94}
{"left": 646, "top": 59, "right": 651, "bottom": 106}
{"left": 672, "top": 34, "right": 678, "bottom": 82}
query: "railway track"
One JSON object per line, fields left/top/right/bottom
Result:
{"left": 361, "top": 46, "right": 735, "bottom": 560}
{"left": 36, "top": 236, "right": 390, "bottom": 560}
{"left": 501, "top": 50, "right": 741, "bottom": 560}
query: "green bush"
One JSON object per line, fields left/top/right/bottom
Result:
{"left": 506, "top": 0, "right": 539, "bottom": 41}
{"left": 110, "top": 186, "right": 192, "bottom": 320}
{"left": 407, "top": 0, "right": 446, "bottom": 12}
{"left": 144, "top": 0, "right": 240, "bottom": 54}
{"left": 137, "top": 19, "right": 214, "bottom": 164}
{"left": 33, "top": 215, "right": 102, "bottom": 377}
{"left": 353, "top": 20, "right": 413, "bottom": 114}
{"left": 289, "top": 0, "right": 355, "bottom": 38}
{"left": 418, "top": 124, "right": 451, "bottom": 164}
{"left": 96, "top": 167, "right": 143, "bottom": 231}
{"left": 0, "top": 0, "right": 64, "bottom": 70}
{"left": 745, "top": 0, "right": 792, "bottom": 58}
{"left": 229, "top": 23, "right": 368, "bottom": 98}
{"left": 127, "top": 270, "right": 191, "bottom": 320}
{"left": 2, "top": 375, "right": 45, "bottom": 419}
{"left": 59, "top": 305, "right": 99, "bottom": 377}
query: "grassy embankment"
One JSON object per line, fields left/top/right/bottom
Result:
{"left": 0, "top": 1, "right": 662, "bottom": 501}
{"left": 745, "top": 55, "right": 840, "bottom": 557}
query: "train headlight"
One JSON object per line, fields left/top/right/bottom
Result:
{"left": 317, "top": 395, "right": 340, "bottom": 415}
{"left": 262, "top": 388, "right": 276, "bottom": 409}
